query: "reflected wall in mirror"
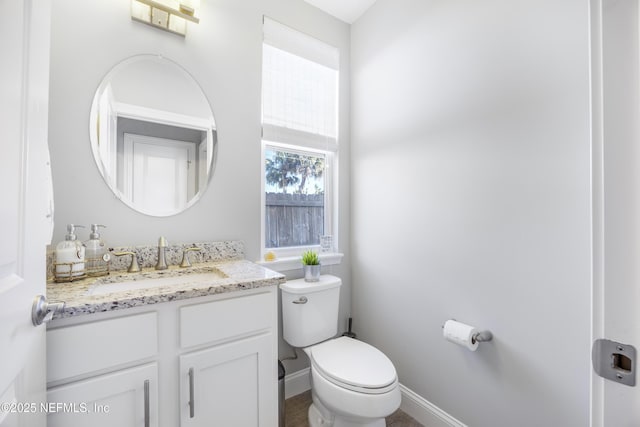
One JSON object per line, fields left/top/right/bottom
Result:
{"left": 90, "top": 55, "right": 217, "bottom": 216}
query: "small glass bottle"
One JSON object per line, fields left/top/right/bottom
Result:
{"left": 85, "top": 224, "right": 111, "bottom": 276}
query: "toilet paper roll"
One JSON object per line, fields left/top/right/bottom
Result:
{"left": 443, "top": 320, "right": 478, "bottom": 351}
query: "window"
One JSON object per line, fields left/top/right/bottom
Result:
{"left": 264, "top": 145, "right": 328, "bottom": 249}
{"left": 261, "top": 17, "right": 339, "bottom": 258}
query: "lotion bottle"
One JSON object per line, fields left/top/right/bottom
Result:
{"left": 85, "top": 224, "right": 110, "bottom": 276}
{"left": 55, "top": 224, "right": 86, "bottom": 280}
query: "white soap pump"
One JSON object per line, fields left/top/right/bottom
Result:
{"left": 85, "top": 224, "right": 110, "bottom": 277}
{"left": 55, "top": 224, "right": 86, "bottom": 281}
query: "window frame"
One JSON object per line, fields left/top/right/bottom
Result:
{"left": 261, "top": 140, "right": 335, "bottom": 260}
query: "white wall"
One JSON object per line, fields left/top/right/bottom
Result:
{"left": 48, "top": 0, "right": 351, "bottom": 372}
{"left": 351, "top": 1, "right": 592, "bottom": 426}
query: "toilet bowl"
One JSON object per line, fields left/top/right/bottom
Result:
{"left": 280, "top": 276, "right": 401, "bottom": 427}
{"left": 305, "top": 337, "right": 401, "bottom": 427}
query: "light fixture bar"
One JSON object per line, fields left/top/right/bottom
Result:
{"left": 131, "top": 15, "right": 186, "bottom": 37}
{"left": 135, "top": 0, "right": 199, "bottom": 23}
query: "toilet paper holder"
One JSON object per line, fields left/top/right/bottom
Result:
{"left": 472, "top": 330, "right": 493, "bottom": 344}
{"left": 442, "top": 319, "right": 493, "bottom": 344}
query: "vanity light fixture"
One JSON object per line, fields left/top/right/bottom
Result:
{"left": 131, "top": 0, "right": 200, "bottom": 36}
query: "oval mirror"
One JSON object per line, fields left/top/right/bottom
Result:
{"left": 89, "top": 55, "right": 217, "bottom": 217}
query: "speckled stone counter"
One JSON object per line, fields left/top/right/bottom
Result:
{"left": 46, "top": 240, "right": 245, "bottom": 279}
{"left": 46, "top": 241, "right": 285, "bottom": 319}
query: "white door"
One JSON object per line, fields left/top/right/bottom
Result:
{"left": 591, "top": 0, "right": 640, "bottom": 425}
{"left": 123, "top": 134, "right": 196, "bottom": 215}
{"left": 0, "top": 0, "right": 54, "bottom": 425}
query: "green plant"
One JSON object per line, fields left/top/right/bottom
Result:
{"left": 301, "top": 250, "right": 320, "bottom": 265}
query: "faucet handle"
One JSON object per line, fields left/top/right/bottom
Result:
{"left": 180, "top": 247, "right": 201, "bottom": 268}
{"left": 113, "top": 251, "right": 141, "bottom": 273}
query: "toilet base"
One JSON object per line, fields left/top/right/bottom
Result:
{"left": 308, "top": 397, "right": 386, "bottom": 427}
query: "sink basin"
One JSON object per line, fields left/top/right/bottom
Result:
{"left": 86, "top": 267, "right": 228, "bottom": 296}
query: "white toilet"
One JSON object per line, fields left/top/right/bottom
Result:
{"left": 280, "top": 275, "right": 401, "bottom": 427}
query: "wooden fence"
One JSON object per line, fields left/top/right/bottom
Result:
{"left": 265, "top": 193, "right": 324, "bottom": 248}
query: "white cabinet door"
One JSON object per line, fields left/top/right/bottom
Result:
{"left": 180, "top": 334, "right": 276, "bottom": 427}
{"left": 47, "top": 364, "right": 158, "bottom": 427}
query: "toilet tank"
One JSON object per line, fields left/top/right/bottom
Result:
{"left": 280, "top": 275, "right": 342, "bottom": 347}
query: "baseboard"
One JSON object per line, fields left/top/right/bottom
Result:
{"left": 399, "top": 384, "right": 467, "bottom": 427}
{"left": 283, "top": 369, "right": 465, "bottom": 427}
{"left": 284, "top": 367, "right": 311, "bottom": 399}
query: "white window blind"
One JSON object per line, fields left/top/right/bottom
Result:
{"left": 262, "top": 17, "right": 339, "bottom": 152}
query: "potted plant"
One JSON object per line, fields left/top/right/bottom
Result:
{"left": 301, "top": 250, "right": 321, "bottom": 282}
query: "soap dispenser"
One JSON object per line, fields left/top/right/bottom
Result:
{"left": 55, "top": 224, "right": 86, "bottom": 281}
{"left": 85, "top": 224, "right": 110, "bottom": 277}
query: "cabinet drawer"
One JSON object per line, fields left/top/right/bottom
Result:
{"left": 47, "top": 312, "right": 158, "bottom": 383}
{"left": 180, "top": 291, "right": 273, "bottom": 348}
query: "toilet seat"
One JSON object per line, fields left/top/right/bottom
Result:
{"left": 308, "top": 337, "right": 397, "bottom": 395}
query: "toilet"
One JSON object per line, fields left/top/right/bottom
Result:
{"left": 280, "top": 275, "right": 401, "bottom": 427}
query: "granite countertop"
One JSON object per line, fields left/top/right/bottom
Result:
{"left": 47, "top": 259, "right": 286, "bottom": 319}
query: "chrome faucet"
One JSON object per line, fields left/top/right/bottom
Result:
{"left": 155, "top": 236, "right": 168, "bottom": 270}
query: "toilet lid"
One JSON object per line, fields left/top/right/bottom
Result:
{"left": 309, "top": 337, "right": 397, "bottom": 393}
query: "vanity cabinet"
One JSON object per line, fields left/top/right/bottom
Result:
{"left": 46, "top": 287, "right": 278, "bottom": 427}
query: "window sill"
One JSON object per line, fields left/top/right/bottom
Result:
{"left": 256, "top": 252, "right": 343, "bottom": 273}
